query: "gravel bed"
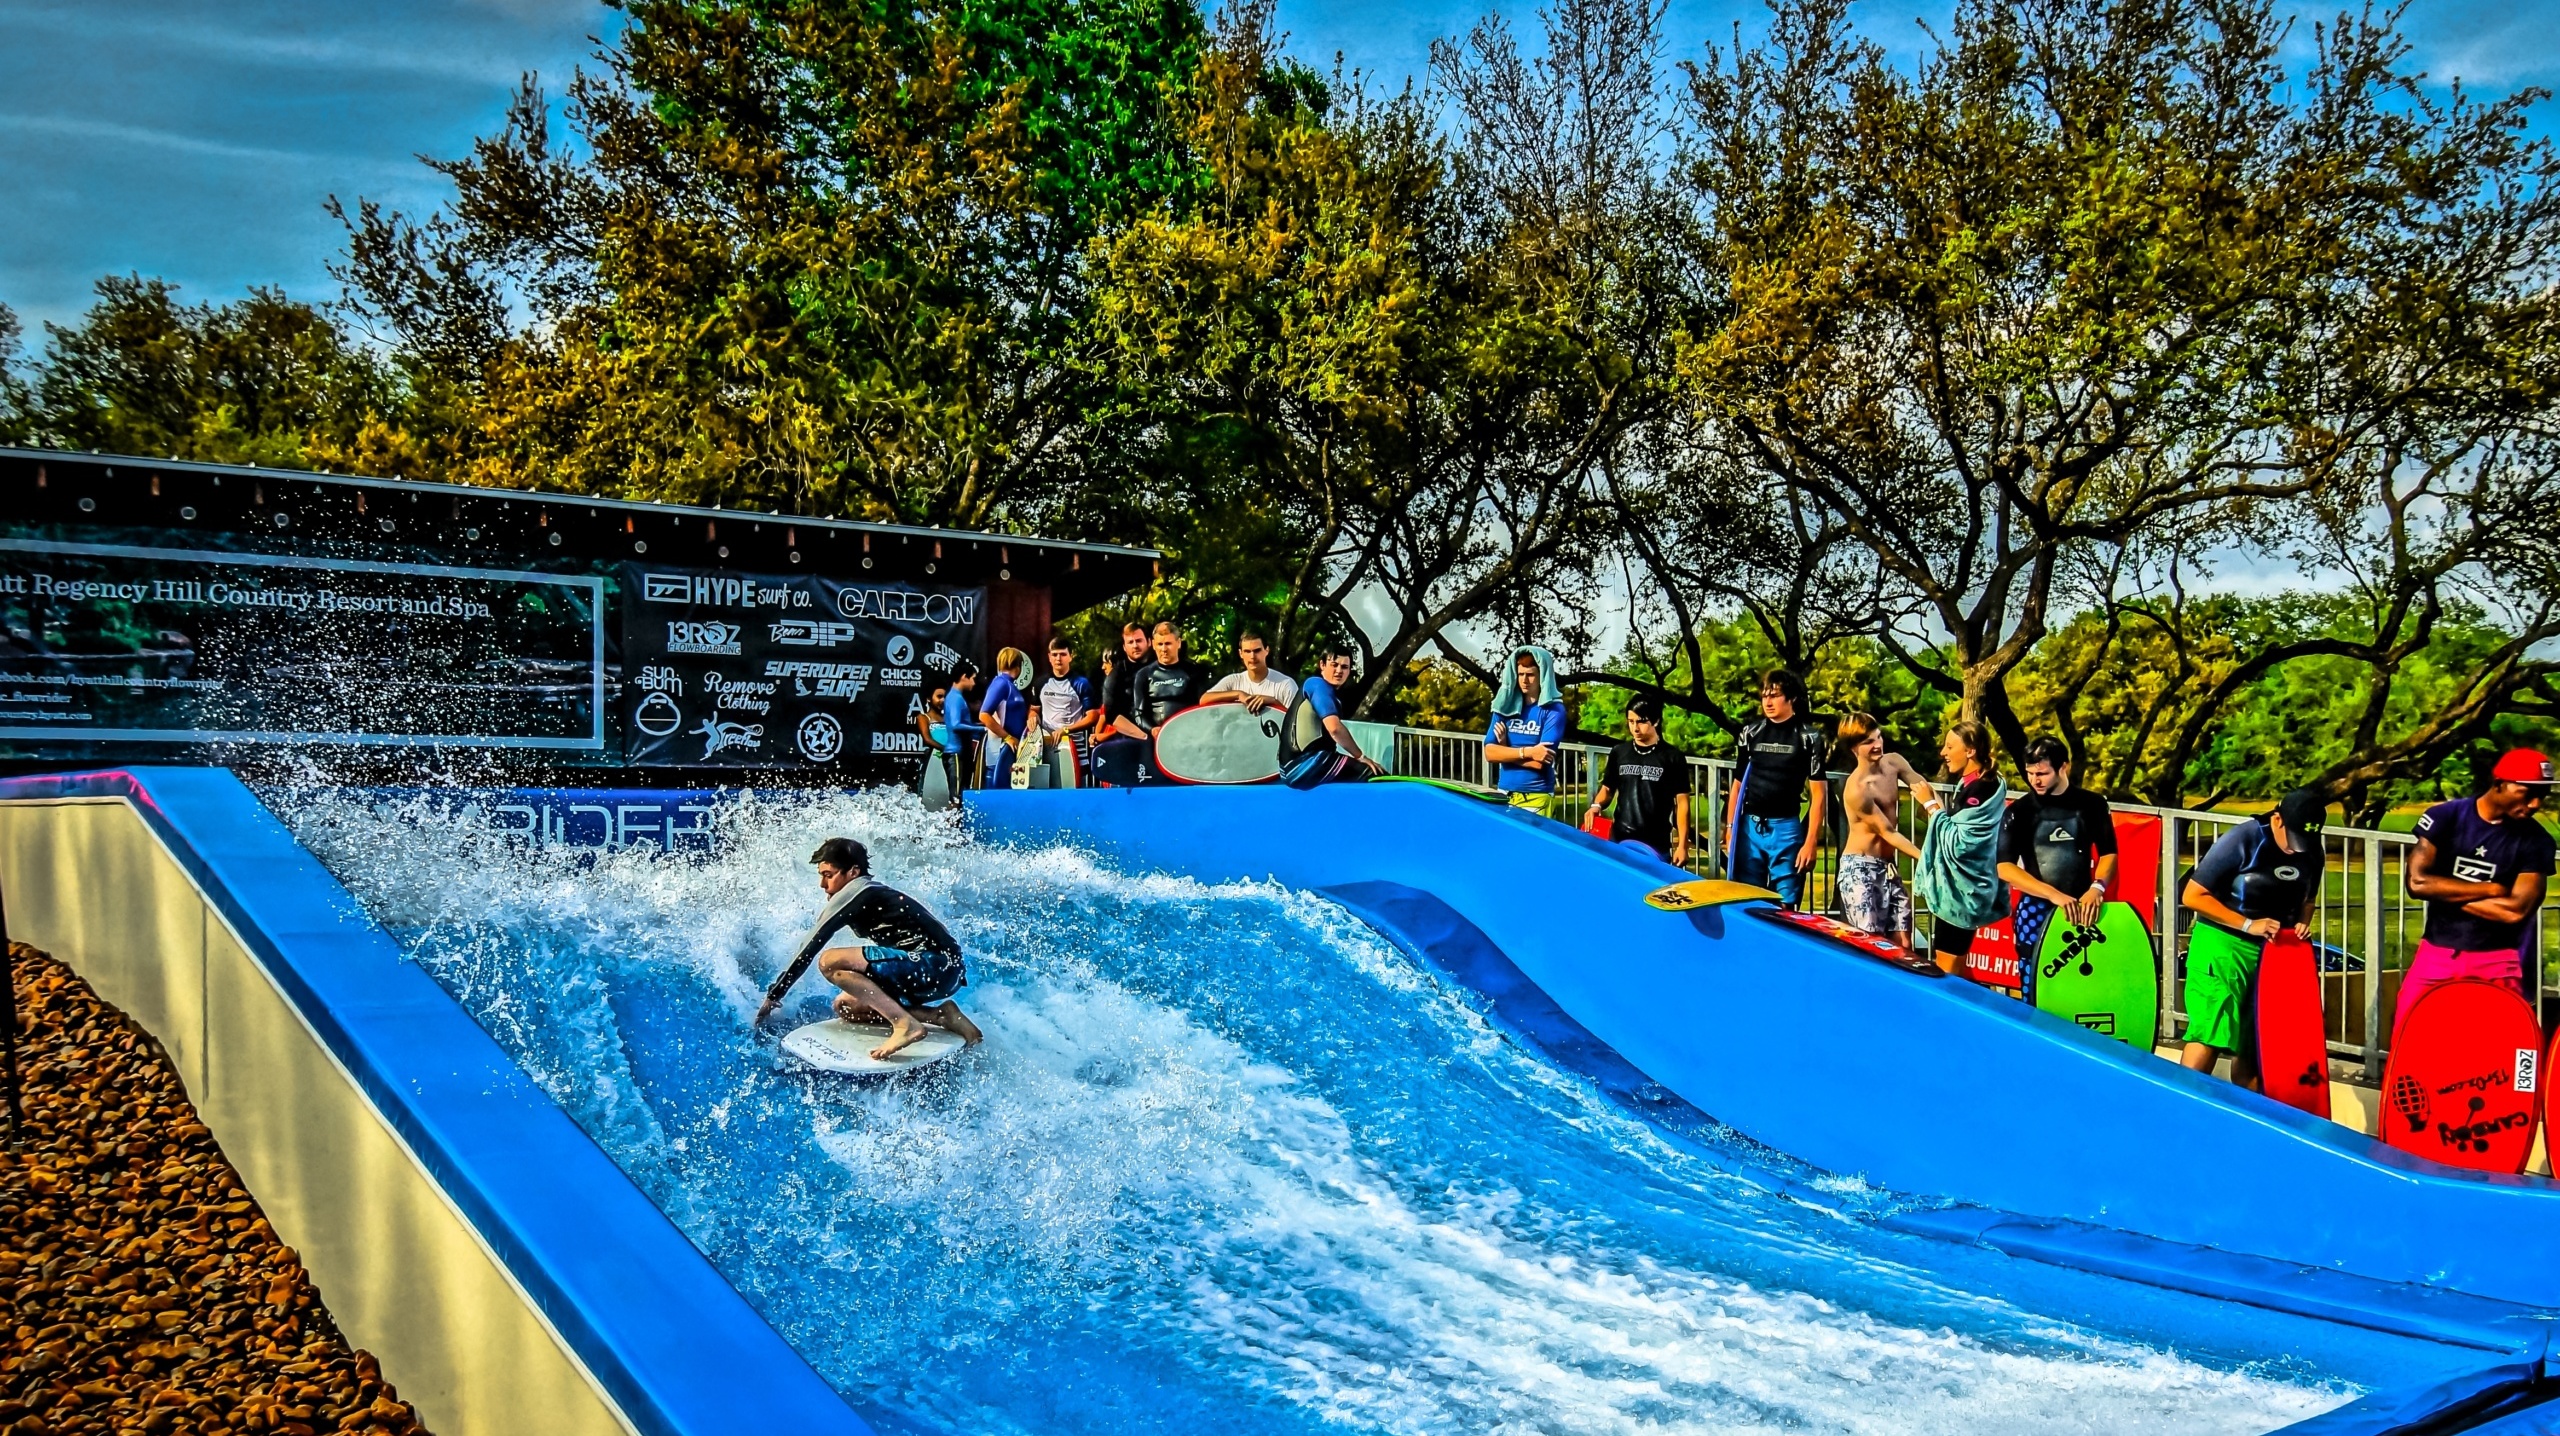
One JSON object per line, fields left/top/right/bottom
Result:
{"left": 2, "top": 942, "right": 430, "bottom": 1435}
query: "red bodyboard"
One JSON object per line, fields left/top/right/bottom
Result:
{"left": 1751, "top": 907, "right": 1946, "bottom": 978}
{"left": 2252, "top": 933, "right": 2330, "bottom": 1118}
{"left": 1960, "top": 914, "right": 2022, "bottom": 990}
{"left": 2379, "top": 980, "right": 2543, "bottom": 1174}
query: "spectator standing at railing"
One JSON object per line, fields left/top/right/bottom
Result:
{"left": 2399, "top": 749, "right": 2555, "bottom": 1027}
{"left": 2176, "top": 787, "right": 2328, "bottom": 1088}
{"left": 1484, "top": 646, "right": 1569, "bottom": 817}
{"left": 1109, "top": 621, "right": 1208, "bottom": 784}
{"left": 1836, "top": 712, "right": 1938, "bottom": 953}
{"left": 1583, "top": 696, "right": 1692, "bottom": 865}
{"left": 1727, "top": 669, "right": 1830, "bottom": 908}
{"left": 1917, "top": 722, "right": 2008, "bottom": 975}
{"left": 1201, "top": 630, "right": 1299, "bottom": 714}
{"left": 978, "top": 647, "right": 1031, "bottom": 788}
{"left": 1091, "top": 622, "right": 1152, "bottom": 786}
{"left": 1998, "top": 738, "right": 2119, "bottom": 1001}
{"left": 1279, "top": 643, "right": 1384, "bottom": 786}
{"left": 937, "top": 661, "right": 984, "bottom": 789}
{"left": 1031, "top": 637, "right": 1099, "bottom": 779}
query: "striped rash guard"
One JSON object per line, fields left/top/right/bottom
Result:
{"left": 764, "top": 877, "right": 965, "bottom": 1005}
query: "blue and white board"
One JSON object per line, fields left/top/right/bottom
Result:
{"left": 1153, "top": 703, "right": 1285, "bottom": 784}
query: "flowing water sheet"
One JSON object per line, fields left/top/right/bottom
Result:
{"left": 285, "top": 787, "right": 2427, "bottom": 1436}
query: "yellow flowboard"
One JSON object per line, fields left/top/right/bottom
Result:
{"left": 1643, "top": 878, "right": 1780, "bottom": 911}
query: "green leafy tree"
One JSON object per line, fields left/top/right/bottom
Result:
{"left": 1670, "top": 0, "right": 2560, "bottom": 760}
{"left": 16, "top": 277, "right": 410, "bottom": 470}
{"left": 336, "top": 0, "right": 1206, "bottom": 527}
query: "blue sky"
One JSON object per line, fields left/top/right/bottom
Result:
{"left": 3, "top": 0, "right": 2554, "bottom": 338}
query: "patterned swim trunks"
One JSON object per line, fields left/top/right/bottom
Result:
{"left": 1837, "top": 853, "right": 1912, "bottom": 941}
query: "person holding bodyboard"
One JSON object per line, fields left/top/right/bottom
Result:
{"left": 1998, "top": 738, "right": 2119, "bottom": 1002}
{"left": 756, "top": 839, "right": 984, "bottom": 1060}
{"left": 1834, "top": 711, "right": 1939, "bottom": 956}
{"left": 1200, "top": 630, "right": 1299, "bottom": 715}
{"left": 1110, "top": 621, "right": 1208, "bottom": 785}
{"left": 2399, "top": 748, "right": 2555, "bottom": 1028}
{"left": 2176, "top": 789, "right": 2327, "bottom": 1089}
{"left": 1279, "top": 644, "right": 1383, "bottom": 786}
{"left": 979, "top": 648, "right": 1032, "bottom": 789}
{"left": 1583, "top": 696, "right": 1693, "bottom": 867}
{"left": 1030, "top": 638, "right": 1099, "bottom": 784}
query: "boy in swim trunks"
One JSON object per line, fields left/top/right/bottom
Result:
{"left": 1835, "top": 711, "right": 1938, "bottom": 952}
{"left": 2177, "top": 788, "right": 2326, "bottom": 1088}
{"left": 754, "top": 838, "right": 984, "bottom": 1059}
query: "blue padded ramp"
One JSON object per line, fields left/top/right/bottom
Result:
{"left": 972, "top": 784, "right": 2560, "bottom": 1313}
{"left": 0, "top": 769, "right": 870, "bottom": 1436}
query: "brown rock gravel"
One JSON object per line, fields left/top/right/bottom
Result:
{"left": 1, "top": 942, "right": 430, "bottom": 1435}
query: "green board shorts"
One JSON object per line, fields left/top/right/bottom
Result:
{"left": 1506, "top": 791, "right": 1561, "bottom": 819}
{"left": 2181, "top": 921, "right": 2263, "bottom": 1053}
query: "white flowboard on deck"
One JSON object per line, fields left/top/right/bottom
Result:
{"left": 1152, "top": 702, "right": 1284, "bottom": 784}
{"left": 780, "top": 1019, "right": 967, "bottom": 1074}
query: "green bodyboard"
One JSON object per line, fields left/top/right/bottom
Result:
{"left": 2030, "top": 900, "right": 2158, "bottom": 1051}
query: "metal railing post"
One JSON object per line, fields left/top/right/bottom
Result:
{"left": 2363, "top": 833, "right": 2384, "bottom": 1082}
{"left": 2158, "top": 809, "right": 2181, "bottom": 1051}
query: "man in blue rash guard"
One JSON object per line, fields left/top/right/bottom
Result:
{"left": 1483, "top": 645, "right": 1569, "bottom": 817}
{"left": 755, "top": 838, "right": 984, "bottom": 1059}
{"left": 939, "top": 660, "right": 984, "bottom": 788}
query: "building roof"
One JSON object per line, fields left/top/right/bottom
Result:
{"left": 0, "top": 447, "right": 1159, "bottom": 613}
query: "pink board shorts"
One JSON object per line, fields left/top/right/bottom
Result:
{"left": 2393, "top": 938, "right": 2527, "bottom": 1034}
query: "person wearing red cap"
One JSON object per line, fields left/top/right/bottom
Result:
{"left": 2399, "top": 748, "right": 2556, "bottom": 1030}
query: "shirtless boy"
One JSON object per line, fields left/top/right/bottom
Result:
{"left": 1836, "top": 712, "right": 1941, "bottom": 951}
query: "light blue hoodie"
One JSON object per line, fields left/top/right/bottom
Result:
{"left": 1484, "top": 645, "right": 1567, "bottom": 794}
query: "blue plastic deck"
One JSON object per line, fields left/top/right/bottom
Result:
{"left": 970, "top": 784, "right": 2560, "bottom": 1315}
{"left": 0, "top": 769, "right": 871, "bottom": 1436}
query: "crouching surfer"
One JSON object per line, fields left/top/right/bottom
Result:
{"left": 754, "top": 837, "right": 984, "bottom": 1059}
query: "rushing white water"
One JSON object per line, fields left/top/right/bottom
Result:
{"left": 283, "top": 786, "right": 2380, "bottom": 1435}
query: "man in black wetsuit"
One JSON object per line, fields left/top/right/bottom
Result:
{"left": 1108, "top": 620, "right": 1208, "bottom": 784}
{"left": 753, "top": 838, "right": 984, "bottom": 1059}
{"left": 1996, "top": 737, "right": 2118, "bottom": 1001}
{"left": 1091, "top": 621, "right": 1154, "bottom": 786}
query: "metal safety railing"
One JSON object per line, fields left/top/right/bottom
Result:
{"left": 1375, "top": 723, "right": 2556, "bottom": 1079}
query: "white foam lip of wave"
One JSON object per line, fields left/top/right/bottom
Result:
{"left": 282, "top": 784, "right": 2351, "bottom": 1436}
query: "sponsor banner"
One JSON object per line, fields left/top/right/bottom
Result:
{"left": 0, "top": 539, "right": 603, "bottom": 748}
{"left": 620, "top": 563, "right": 984, "bottom": 768}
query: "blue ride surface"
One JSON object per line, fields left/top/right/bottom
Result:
{"left": 18, "top": 769, "right": 2556, "bottom": 1432}
{"left": 971, "top": 785, "right": 2560, "bottom": 1327}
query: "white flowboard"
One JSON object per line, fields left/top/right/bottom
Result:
{"left": 780, "top": 1018, "right": 967, "bottom": 1074}
{"left": 1152, "top": 703, "right": 1284, "bottom": 784}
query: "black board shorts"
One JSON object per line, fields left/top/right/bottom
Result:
{"left": 867, "top": 950, "right": 964, "bottom": 1007}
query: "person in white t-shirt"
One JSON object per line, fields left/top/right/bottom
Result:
{"left": 1201, "top": 631, "right": 1300, "bottom": 714}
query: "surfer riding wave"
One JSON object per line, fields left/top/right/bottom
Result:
{"left": 755, "top": 837, "right": 985, "bottom": 1059}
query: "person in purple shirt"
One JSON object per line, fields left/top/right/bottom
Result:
{"left": 2401, "top": 747, "right": 2556, "bottom": 1027}
{"left": 1483, "top": 646, "right": 1568, "bottom": 817}
{"left": 977, "top": 647, "right": 1030, "bottom": 787}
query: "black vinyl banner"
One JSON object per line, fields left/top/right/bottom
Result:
{"left": 618, "top": 564, "right": 985, "bottom": 768}
{"left": 0, "top": 538, "right": 603, "bottom": 749}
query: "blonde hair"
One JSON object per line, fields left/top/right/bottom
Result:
{"left": 995, "top": 646, "right": 1028, "bottom": 675}
{"left": 1837, "top": 711, "right": 1880, "bottom": 749}
{"left": 1944, "top": 720, "right": 1992, "bottom": 773}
